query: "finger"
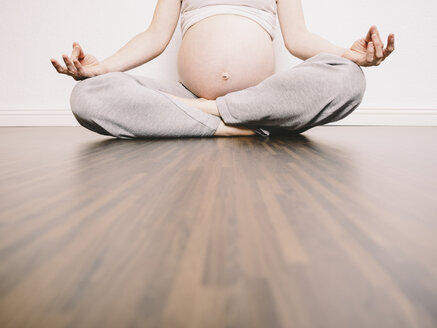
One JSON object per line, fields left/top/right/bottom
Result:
{"left": 50, "top": 58, "right": 70, "bottom": 75}
{"left": 62, "top": 54, "right": 78, "bottom": 74}
{"left": 71, "top": 43, "right": 81, "bottom": 61}
{"left": 383, "top": 33, "right": 395, "bottom": 58}
{"left": 372, "top": 25, "right": 383, "bottom": 44}
{"left": 365, "top": 26, "right": 374, "bottom": 43}
{"left": 73, "top": 42, "right": 86, "bottom": 60}
{"left": 367, "top": 41, "right": 375, "bottom": 63}
{"left": 372, "top": 33, "right": 384, "bottom": 59}
{"left": 374, "top": 26, "right": 386, "bottom": 55}
{"left": 369, "top": 25, "right": 384, "bottom": 54}
{"left": 73, "top": 58, "right": 88, "bottom": 77}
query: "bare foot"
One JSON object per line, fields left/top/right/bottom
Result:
{"left": 214, "top": 120, "right": 256, "bottom": 137}
{"left": 162, "top": 92, "right": 220, "bottom": 116}
{"left": 161, "top": 92, "right": 255, "bottom": 136}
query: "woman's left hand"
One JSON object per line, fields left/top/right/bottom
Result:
{"left": 342, "top": 25, "right": 395, "bottom": 67}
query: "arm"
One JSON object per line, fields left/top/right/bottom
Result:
{"left": 100, "top": 0, "right": 182, "bottom": 73}
{"left": 51, "top": 0, "right": 181, "bottom": 79}
{"left": 282, "top": 32, "right": 348, "bottom": 60}
{"left": 99, "top": 30, "right": 169, "bottom": 74}
{"left": 277, "top": 0, "right": 347, "bottom": 60}
{"left": 277, "top": 0, "right": 395, "bottom": 66}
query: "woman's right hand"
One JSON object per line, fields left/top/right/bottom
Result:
{"left": 50, "top": 42, "right": 106, "bottom": 80}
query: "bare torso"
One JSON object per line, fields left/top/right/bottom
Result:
{"left": 177, "top": 14, "right": 276, "bottom": 100}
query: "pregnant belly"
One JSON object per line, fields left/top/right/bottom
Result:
{"left": 177, "top": 14, "right": 276, "bottom": 100}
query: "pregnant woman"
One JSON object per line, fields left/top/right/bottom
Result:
{"left": 51, "top": 0, "right": 395, "bottom": 138}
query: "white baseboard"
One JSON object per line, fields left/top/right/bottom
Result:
{"left": 327, "top": 108, "right": 437, "bottom": 126}
{"left": 0, "top": 107, "right": 437, "bottom": 126}
{"left": 0, "top": 108, "right": 79, "bottom": 126}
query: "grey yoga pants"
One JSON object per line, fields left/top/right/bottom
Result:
{"left": 70, "top": 52, "right": 366, "bottom": 139}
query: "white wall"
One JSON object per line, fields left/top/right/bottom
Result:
{"left": 0, "top": 0, "right": 436, "bottom": 125}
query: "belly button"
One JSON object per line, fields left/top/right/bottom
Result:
{"left": 221, "top": 72, "right": 230, "bottom": 80}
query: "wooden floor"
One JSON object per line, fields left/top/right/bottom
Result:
{"left": 0, "top": 126, "right": 436, "bottom": 328}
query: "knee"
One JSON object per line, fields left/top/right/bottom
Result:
{"left": 312, "top": 52, "right": 366, "bottom": 103}
{"left": 70, "top": 72, "right": 126, "bottom": 120}
{"left": 336, "top": 58, "right": 367, "bottom": 104}
{"left": 70, "top": 78, "right": 93, "bottom": 120}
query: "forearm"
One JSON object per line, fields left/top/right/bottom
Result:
{"left": 100, "top": 30, "right": 165, "bottom": 73}
{"left": 286, "top": 31, "right": 348, "bottom": 61}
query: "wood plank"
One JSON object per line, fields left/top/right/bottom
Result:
{"left": 0, "top": 126, "right": 436, "bottom": 328}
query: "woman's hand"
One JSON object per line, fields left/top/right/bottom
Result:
{"left": 50, "top": 42, "right": 106, "bottom": 80}
{"left": 342, "top": 25, "right": 395, "bottom": 67}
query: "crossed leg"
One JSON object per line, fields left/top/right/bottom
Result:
{"left": 163, "top": 51, "right": 366, "bottom": 137}
{"left": 70, "top": 71, "right": 259, "bottom": 138}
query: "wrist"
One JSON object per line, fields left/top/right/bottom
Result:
{"left": 340, "top": 49, "right": 362, "bottom": 67}
{"left": 340, "top": 48, "right": 349, "bottom": 58}
{"left": 98, "top": 62, "right": 111, "bottom": 74}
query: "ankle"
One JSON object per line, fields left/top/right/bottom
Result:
{"left": 214, "top": 121, "right": 256, "bottom": 136}
{"left": 201, "top": 99, "right": 220, "bottom": 116}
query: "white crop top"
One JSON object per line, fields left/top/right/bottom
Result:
{"left": 180, "top": 0, "right": 278, "bottom": 40}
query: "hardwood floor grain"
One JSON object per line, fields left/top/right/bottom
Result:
{"left": 0, "top": 126, "right": 436, "bottom": 328}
